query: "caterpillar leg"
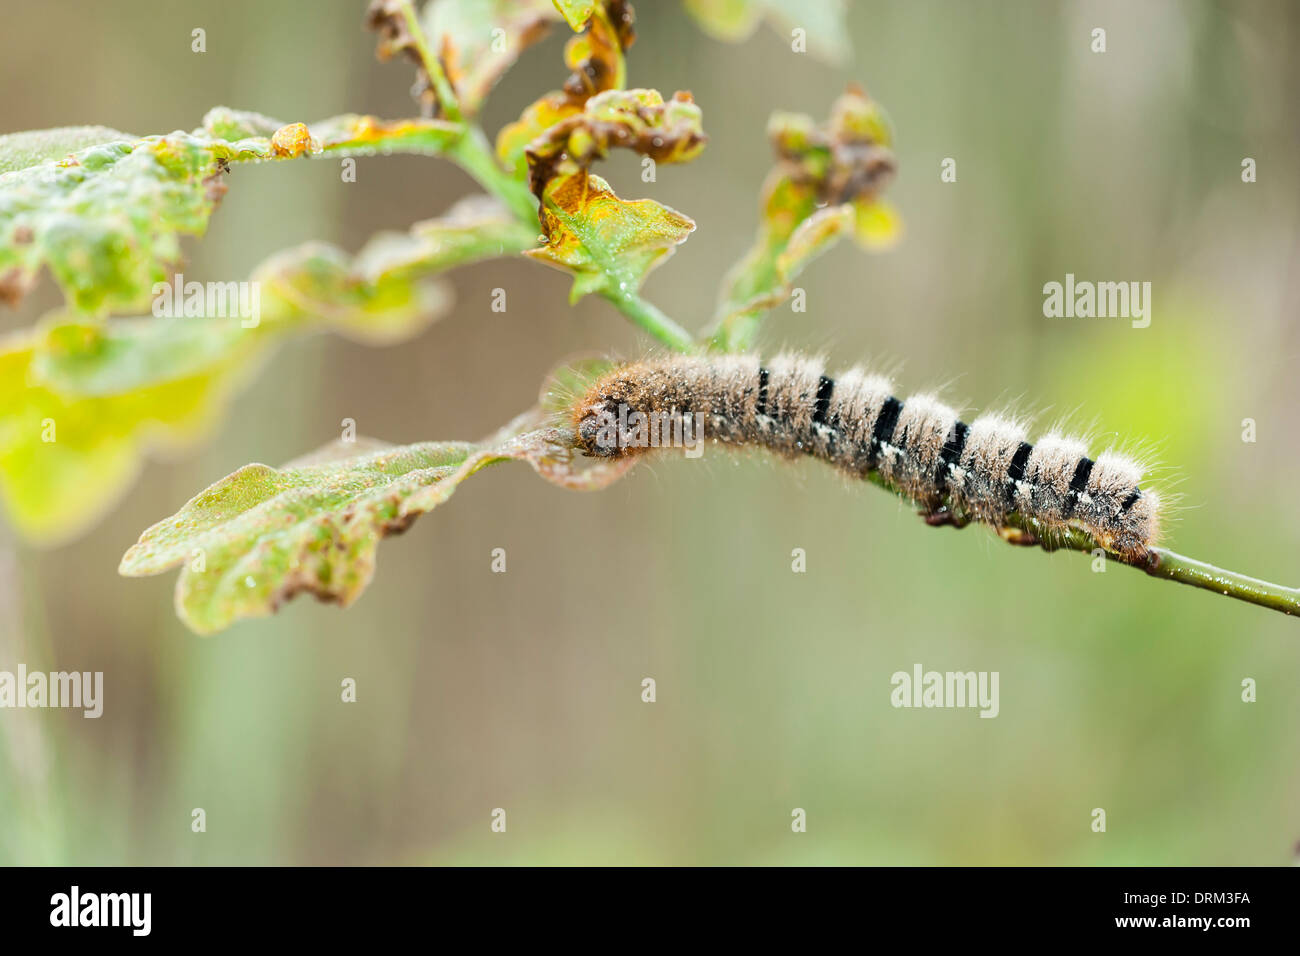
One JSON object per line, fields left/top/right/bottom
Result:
{"left": 922, "top": 507, "right": 971, "bottom": 530}
{"left": 997, "top": 526, "right": 1040, "bottom": 548}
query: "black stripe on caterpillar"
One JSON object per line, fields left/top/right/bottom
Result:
{"left": 569, "top": 353, "right": 1160, "bottom": 559}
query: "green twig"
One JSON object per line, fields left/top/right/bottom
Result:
{"left": 448, "top": 127, "right": 539, "bottom": 225}
{"left": 856, "top": 470, "right": 1299, "bottom": 620}
{"left": 599, "top": 289, "right": 699, "bottom": 352}
{"left": 1135, "top": 548, "right": 1300, "bottom": 617}
{"left": 396, "top": 0, "right": 462, "bottom": 122}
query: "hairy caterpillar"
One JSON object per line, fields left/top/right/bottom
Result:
{"left": 569, "top": 354, "right": 1160, "bottom": 559}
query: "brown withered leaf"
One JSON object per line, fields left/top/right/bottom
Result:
{"left": 708, "top": 86, "right": 901, "bottom": 351}
{"left": 497, "top": 90, "right": 586, "bottom": 179}
{"left": 560, "top": 0, "right": 635, "bottom": 99}
{"left": 366, "top": 0, "right": 444, "bottom": 116}
{"left": 769, "top": 85, "right": 896, "bottom": 206}
{"left": 524, "top": 88, "right": 706, "bottom": 197}
{"left": 370, "top": 0, "right": 634, "bottom": 120}
{"left": 421, "top": 0, "right": 560, "bottom": 116}
{"left": 495, "top": 0, "right": 640, "bottom": 175}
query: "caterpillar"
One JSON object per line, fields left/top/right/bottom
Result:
{"left": 569, "top": 353, "right": 1160, "bottom": 559}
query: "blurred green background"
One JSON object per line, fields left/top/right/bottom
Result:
{"left": 2, "top": 0, "right": 1298, "bottom": 865}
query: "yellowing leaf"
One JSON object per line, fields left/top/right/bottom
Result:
{"left": 0, "top": 328, "right": 258, "bottom": 547}
{"left": 0, "top": 198, "right": 533, "bottom": 546}
{"left": 119, "top": 414, "right": 633, "bottom": 634}
{"left": 682, "top": 0, "right": 850, "bottom": 64}
{"left": 551, "top": 0, "right": 599, "bottom": 31}
{"left": 679, "top": 0, "right": 761, "bottom": 40}
{"left": 199, "top": 106, "right": 466, "bottom": 156}
{"left": 0, "top": 113, "right": 471, "bottom": 315}
{"left": 318, "top": 114, "right": 470, "bottom": 164}
{"left": 776, "top": 202, "right": 855, "bottom": 275}
{"left": 560, "top": 1, "right": 632, "bottom": 95}
{"left": 497, "top": 91, "right": 585, "bottom": 179}
{"left": 526, "top": 171, "right": 694, "bottom": 303}
{"left": 123, "top": 440, "right": 484, "bottom": 634}
{"left": 852, "top": 196, "right": 902, "bottom": 251}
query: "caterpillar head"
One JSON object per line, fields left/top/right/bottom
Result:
{"left": 1085, "top": 452, "right": 1162, "bottom": 560}
{"left": 572, "top": 375, "right": 639, "bottom": 458}
{"left": 574, "top": 400, "right": 622, "bottom": 457}
{"left": 1104, "top": 486, "right": 1161, "bottom": 560}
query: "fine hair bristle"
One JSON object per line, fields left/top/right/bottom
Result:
{"left": 570, "top": 352, "right": 1162, "bottom": 558}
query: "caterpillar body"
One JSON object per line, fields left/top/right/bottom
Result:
{"left": 570, "top": 354, "right": 1161, "bottom": 559}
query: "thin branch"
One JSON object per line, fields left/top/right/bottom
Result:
{"left": 856, "top": 470, "right": 1299, "bottom": 620}
{"left": 599, "top": 289, "right": 699, "bottom": 352}
{"left": 1132, "top": 549, "right": 1299, "bottom": 616}
{"left": 539, "top": 285, "right": 1299, "bottom": 619}
{"left": 448, "top": 126, "right": 539, "bottom": 224}
{"left": 396, "top": 0, "right": 462, "bottom": 122}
